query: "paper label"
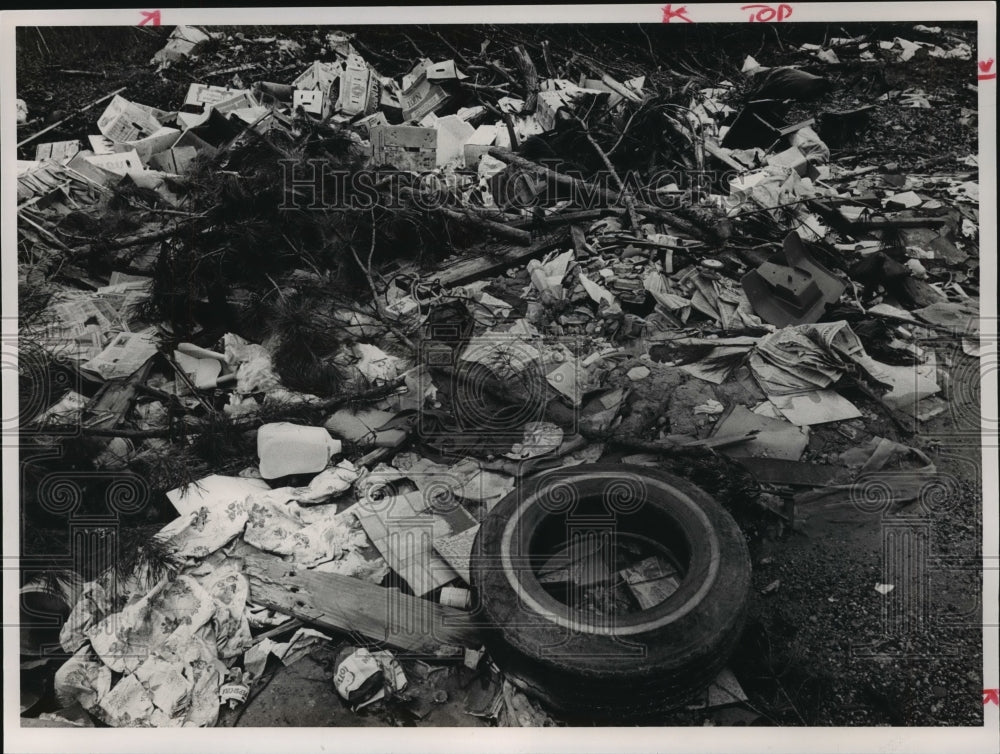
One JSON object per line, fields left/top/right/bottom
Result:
{"left": 220, "top": 683, "right": 249, "bottom": 704}
{"left": 97, "top": 95, "right": 162, "bottom": 143}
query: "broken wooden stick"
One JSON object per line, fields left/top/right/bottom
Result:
{"left": 395, "top": 186, "right": 532, "bottom": 245}
{"left": 17, "top": 86, "right": 127, "bottom": 148}
{"left": 441, "top": 207, "right": 532, "bottom": 245}
{"left": 509, "top": 208, "right": 625, "bottom": 229}
{"left": 572, "top": 56, "right": 643, "bottom": 104}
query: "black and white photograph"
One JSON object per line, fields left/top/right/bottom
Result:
{"left": 2, "top": 5, "right": 997, "bottom": 752}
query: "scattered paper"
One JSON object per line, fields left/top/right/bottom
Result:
{"left": 769, "top": 390, "right": 862, "bottom": 426}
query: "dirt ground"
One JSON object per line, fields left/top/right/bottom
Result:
{"left": 15, "top": 21, "right": 984, "bottom": 728}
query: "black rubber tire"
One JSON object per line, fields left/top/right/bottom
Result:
{"left": 470, "top": 463, "right": 751, "bottom": 722}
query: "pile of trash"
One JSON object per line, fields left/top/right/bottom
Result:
{"left": 16, "top": 23, "right": 979, "bottom": 728}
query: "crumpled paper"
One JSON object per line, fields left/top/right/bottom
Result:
{"left": 223, "top": 332, "right": 282, "bottom": 395}
{"left": 333, "top": 646, "right": 408, "bottom": 709}
{"left": 243, "top": 627, "right": 333, "bottom": 680}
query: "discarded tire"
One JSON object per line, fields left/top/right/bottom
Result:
{"left": 471, "top": 464, "right": 751, "bottom": 721}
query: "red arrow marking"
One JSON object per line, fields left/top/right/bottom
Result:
{"left": 984, "top": 688, "right": 999, "bottom": 706}
{"left": 662, "top": 4, "right": 694, "bottom": 23}
{"left": 979, "top": 59, "right": 996, "bottom": 80}
{"left": 138, "top": 10, "right": 161, "bottom": 26}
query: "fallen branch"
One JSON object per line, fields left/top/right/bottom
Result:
{"left": 350, "top": 212, "right": 418, "bottom": 352}
{"left": 540, "top": 40, "right": 555, "bottom": 78}
{"left": 409, "top": 227, "right": 570, "bottom": 288}
{"left": 486, "top": 146, "right": 704, "bottom": 238}
{"left": 396, "top": 186, "right": 532, "bottom": 245}
{"left": 35, "top": 376, "right": 408, "bottom": 440}
{"left": 571, "top": 55, "right": 643, "bottom": 104}
{"left": 54, "top": 68, "right": 107, "bottom": 78}
{"left": 509, "top": 208, "right": 625, "bottom": 229}
{"left": 571, "top": 114, "right": 641, "bottom": 229}
{"left": 440, "top": 208, "right": 532, "bottom": 245}
{"left": 17, "top": 86, "right": 127, "bottom": 148}
{"left": 512, "top": 45, "right": 539, "bottom": 113}
{"left": 487, "top": 59, "right": 519, "bottom": 87}
{"left": 431, "top": 29, "right": 473, "bottom": 69}
{"left": 70, "top": 221, "right": 201, "bottom": 254}
{"left": 203, "top": 62, "right": 260, "bottom": 77}
{"left": 851, "top": 217, "right": 950, "bottom": 230}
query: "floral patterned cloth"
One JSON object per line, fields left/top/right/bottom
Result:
{"left": 243, "top": 493, "right": 363, "bottom": 567}
{"left": 157, "top": 496, "right": 250, "bottom": 559}
{"left": 53, "top": 465, "right": 381, "bottom": 727}
{"left": 55, "top": 571, "right": 232, "bottom": 727}
{"left": 87, "top": 575, "right": 214, "bottom": 674}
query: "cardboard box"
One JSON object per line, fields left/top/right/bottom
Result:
{"left": 463, "top": 124, "right": 499, "bottom": 167}
{"left": 176, "top": 107, "right": 212, "bottom": 130}
{"left": 171, "top": 129, "right": 219, "bottom": 158}
{"left": 184, "top": 84, "right": 257, "bottom": 113}
{"left": 87, "top": 134, "right": 115, "bottom": 155}
{"left": 335, "top": 54, "right": 380, "bottom": 117}
{"left": 354, "top": 111, "right": 388, "bottom": 139}
{"left": 151, "top": 25, "right": 210, "bottom": 66}
{"left": 399, "top": 60, "right": 450, "bottom": 122}
{"left": 293, "top": 60, "right": 340, "bottom": 92}
{"left": 425, "top": 59, "right": 467, "bottom": 82}
{"left": 766, "top": 146, "right": 809, "bottom": 177}
{"left": 228, "top": 106, "right": 271, "bottom": 127}
{"left": 148, "top": 146, "right": 200, "bottom": 174}
{"left": 178, "top": 109, "right": 243, "bottom": 148}
{"left": 370, "top": 125, "right": 437, "bottom": 172}
{"left": 535, "top": 91, "right": 568, "bottom": 131}
{"left": 117, "top": 127, "right": 182, "bottom": 163}
{"left": 65, "top": 153, "right": 120, "bottom": 186}
{"left": 81, "top": 149, "right": 145, "bottom": 176}
{"left": 97, "top": 95, "right": 162, "bottom": 143}
{"left": 293, "top": 88, "right": 325, "bottom": 116}
{"left": 536, "top": 80, "right": 610, "bottom": 129}
{"left": 435, "top": 115, "right": 475, "bottom": 167}
{"left": 254, "top": 81, "right": 295, "bottom": 107}
{"left": 34, "top": 140, "right": 81, "bottom": 164}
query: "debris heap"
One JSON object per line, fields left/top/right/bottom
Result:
{"left": 16, "top": 23, "right": 980, "bottom": 728}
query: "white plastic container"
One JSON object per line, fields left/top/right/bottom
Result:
{"left": 257, "top": 423, "right": 342, "bottom": 479}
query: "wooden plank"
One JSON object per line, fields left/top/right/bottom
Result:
{"left": 235, "top": 543, "right": 481, "bottom": 656}
{"left": 82, "top": 356, "right": 155, "bottom": 429}
{"left": 704, "top": 141, "right": 744, "bottom": 172}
